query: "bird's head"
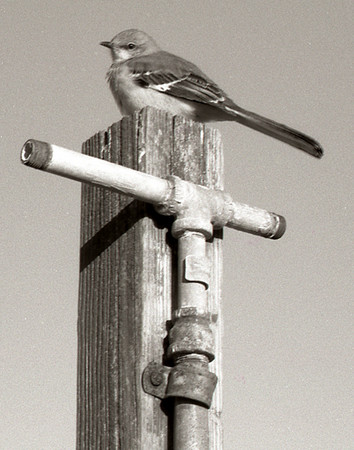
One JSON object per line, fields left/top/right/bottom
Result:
{"left": 100, "top": 29, "right": 160, "bottom": 63}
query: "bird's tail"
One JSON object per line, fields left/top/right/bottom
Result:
{"left": 224, "top": 104, "right": 323, "bottom": 158}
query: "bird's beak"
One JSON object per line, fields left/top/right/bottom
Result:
{"left": 100, "top": 41, "right": 112, "bottom": 49}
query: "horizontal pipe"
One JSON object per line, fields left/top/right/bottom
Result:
{"left": 227, "top": 202, "right": 286, "bottom": 239}
{"left": 21, "top": 140, "right": 286, "bottom": 239}
{"left": 21, "top": 139, "right": 170, "bottom": 205}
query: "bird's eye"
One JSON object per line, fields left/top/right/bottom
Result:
{"left": 127, "top": 42, "right": 136, "bottom": 50}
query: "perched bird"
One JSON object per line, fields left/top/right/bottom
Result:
{"left": 101, "top": 29, "right": 323, "bottom": 158}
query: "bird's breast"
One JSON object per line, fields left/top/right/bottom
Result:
{"left": 106, "top": 64, "right": 199, "bottom": 119}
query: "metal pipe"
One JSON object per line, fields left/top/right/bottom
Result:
{"left": 20, "top": 139, "right": 286, "bottom": 240}
{"left": 227, "top": 201, "right": 286, "bottom": 239}
{"left": 174, "top": 391, "right": 209, "bottom": 449}
{"left": 21, "top": 137, "right": 288, "bottom": 447}
{"left": 170, "top": 231, "right": 213, "bottom": 449}
{"left": 177, "top": 232, "right": 208, "bottom": 312}
{"left": 20, "top": 139, "right": 170, "bottom": 205}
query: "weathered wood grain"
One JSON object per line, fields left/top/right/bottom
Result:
{"left": 77, "top": 107, "right": 223, "bottom": 449}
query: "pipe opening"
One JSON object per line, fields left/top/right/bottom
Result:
{"left": 20, "top": 140, "right": 52, "bottom": 169}
{"left": 21, "top": 141, "right": 34, "bottom": 163}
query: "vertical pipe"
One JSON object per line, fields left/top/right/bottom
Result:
{"left": 174, "top": 397, "right": 209, "bottom": 449}
{"left": 177, "top": 232, "right": 208, "bottom": 312}
{"left": 173, "top": 230, "right": 212, "bottom": 449}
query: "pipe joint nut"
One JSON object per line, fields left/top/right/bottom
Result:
{"left": 168, "top": 314, "right": 215, "bottom": 362}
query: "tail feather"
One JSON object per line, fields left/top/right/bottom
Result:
{"left": 224, "top": 104, "right": 323, "bottom": 158}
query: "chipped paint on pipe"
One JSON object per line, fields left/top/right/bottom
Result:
{"left": 21, "top": 139, "right": 286, "bottom": 240}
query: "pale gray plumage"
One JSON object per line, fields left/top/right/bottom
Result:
{"left": 101, "top": 29, "right": 323, "bottom": 158}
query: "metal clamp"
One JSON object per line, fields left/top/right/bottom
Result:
{"left": 184, "top": 254, "right": 210, "bottom": 288}
{"left": 142, "top": 361, "right": 217, "bottom": 408}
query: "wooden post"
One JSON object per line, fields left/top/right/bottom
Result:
{"left": 76, "top": 107, "right": 223, "bottom": 448}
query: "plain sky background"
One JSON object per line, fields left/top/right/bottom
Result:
{"left": 1, "top": 1, "right": 352, "bottom": 448}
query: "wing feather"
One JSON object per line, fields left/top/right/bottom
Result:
{"left": 127, "top": 51, "right": 227, "bottom": 105}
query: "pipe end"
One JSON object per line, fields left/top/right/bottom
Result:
{"left": 271, "top": 214, "right": 287, "bottom": 239}
{"left": 21, "top": 140, "right": 52, "bottom": 169}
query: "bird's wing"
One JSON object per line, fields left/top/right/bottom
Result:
{"left": 126, "top": 51, "right": 228, "bottom": 106}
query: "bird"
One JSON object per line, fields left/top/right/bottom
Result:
{"left": 100, "top": 29, "right": 323, "bottom": 158}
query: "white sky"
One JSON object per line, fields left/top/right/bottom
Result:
{"left": 1, "top": 1, "right": 352, "bottom": 448}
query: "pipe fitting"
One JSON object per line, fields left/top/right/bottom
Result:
{"left": 168, "top": 313, "right": 215, "bottom": 362}
{"left": 172, "top": 218, "right": 213, "bottom": 239}
{"left": 155, "top": 176, "right": 233, "bottom": 236}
